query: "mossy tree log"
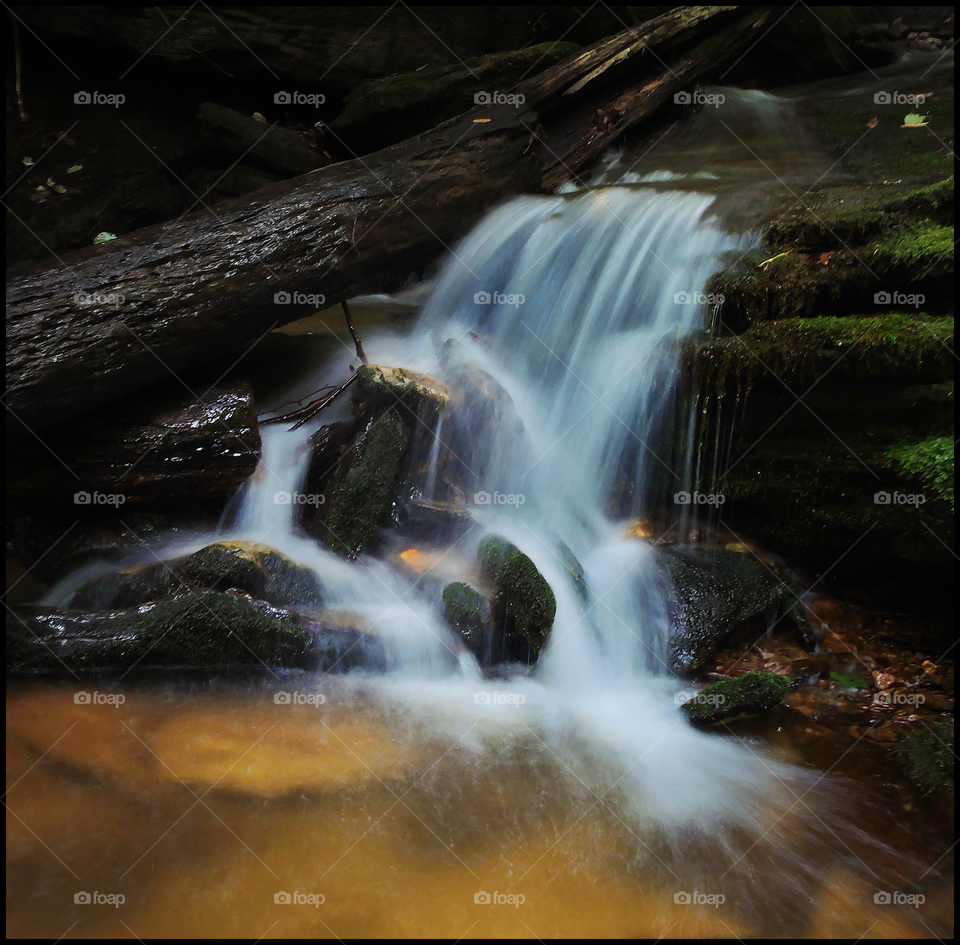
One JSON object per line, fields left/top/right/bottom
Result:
{"left": 7, "top": 6, "right": 765, "bottom": 437}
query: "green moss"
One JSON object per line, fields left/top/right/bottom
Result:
{"left": 687, "top": 314, "right": 953, "bottom": 396}
{"left": 895, "top": 722, "right": 954, "bottom": 797}
{"left": 870, "top": 221, "right": 954, "bottom": 272}
{"left": 477, "top": 535, "right": 557, "bottom": 656}
{"left": 884, "top": 434, "right": 954, "bottom": 509}
{"left": 828, "top": 671, "right": 871, "bottom": 689}
{"left": 766, "top": 177, "right": 955, "bottom": 249}
{"left": 442, "top": 582, "right": 486, "bottom": 651}
{"left": 682, "top": 671, "right": 790, "bottom": 727}
{"left": 325, "top": 409, "right": 410, "bottom": 557}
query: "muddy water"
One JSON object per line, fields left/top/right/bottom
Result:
{"left": 6, "top": 681, "right": 951, "bottom": 939}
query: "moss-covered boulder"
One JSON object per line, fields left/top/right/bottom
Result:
{"left": 6, "top": 590, "right": 356, "bottom": 674}
{"left": 681, "top": 671, "right": 790, "bottom": 727}
{"left": 441, "top": 581, "right": 487, "bottom": 658}
{"left": 70, "top": 541, "right": 323, "bottom": 610}
{"left": 477, "top": 534, "right": 556, "bottom": 661}
{"left": 354, "top": 364, "right": 449, "bottom": 420}
{"left": 323, "top": 408, "right": 411, "bottom": 557}
{"left": 895, "top": 721, "right": 954, "bottom": 797}
{"left": 657, "top": 545, "right": 785, "bottom": 673}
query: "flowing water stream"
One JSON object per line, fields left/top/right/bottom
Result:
{"left": 8, "top": 76, "right": 952, "bottom": 938}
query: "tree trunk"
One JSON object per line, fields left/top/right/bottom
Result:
{"left": 6, "top": 7, "right": 764, "bottom": 437}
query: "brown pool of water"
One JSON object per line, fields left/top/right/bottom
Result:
{"left": 6, "top": 680, "right": 953, "bottom": 939}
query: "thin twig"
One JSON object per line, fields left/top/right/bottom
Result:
{"left": 342, "top": 300, "right": 367, "bottom": 363}
{"left": 260, "top": 372, "right": 358, "bottom": 428}
{"left": 257, "top": 382, "right": 340, "bottom": 420}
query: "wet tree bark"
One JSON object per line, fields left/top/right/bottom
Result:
{"left": 6, "top": 6, "right": 767, "bottom": 436}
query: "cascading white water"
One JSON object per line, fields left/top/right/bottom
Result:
{"left": 208, "top": 183, "right": 805, "bottom": 831}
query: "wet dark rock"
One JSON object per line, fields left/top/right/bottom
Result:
{"left": 477, "top": 534, "right": 556, "bottom": 661}
{"left": 441, "top": 582, "right": 488, "bottom": 659}
{"left": 7, "top": 380, "right": 260, "bottom": 506}
{"left": 299, "top": 420, "right": 360, "bottom": 538}
{"left": 681, "top": 671, "right": 790, "bottom": 727}
{"left": 5, "top": 590, "right": 368, "bottom": 675}
{"left": 196, "top": 103, "right": 330, "bottom": 179}
{"left": 658, "top": 544, "right": 785, "bottom": 673}
{"left": 304, "top": 366, "right": 451, "bottom": 556}
{"left": 70, "top": 541, "right": 323, "bottom": 611}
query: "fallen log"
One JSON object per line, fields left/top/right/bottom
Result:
{"left": 6, "top": 7, "right": 759, "bottom": 437}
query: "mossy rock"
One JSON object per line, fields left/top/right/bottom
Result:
{"left": 324, "top": 408, "right": 411, "bottom": 557}
{"left": 682, "top": 671, "right": 790, "bottom": 727}
{"left": 441, "top": 581, "right": 487, "bottom": 655}
{"left": 894, "top": 722, "right": 954, "bottom": 797}
{"left": 686, "top": 314, "right": 954, "bottom": 395}
{"left": 70, "top": 541, "right": 323, "bottom": 610}
{"left": 354, "top": 364, "right": 449, "bottom": 422}
{"left": 476, "top": 534, "right": 556, "bottom": 658}
{"left": 765, "top": 178, "right": 955, "bottom": 251}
